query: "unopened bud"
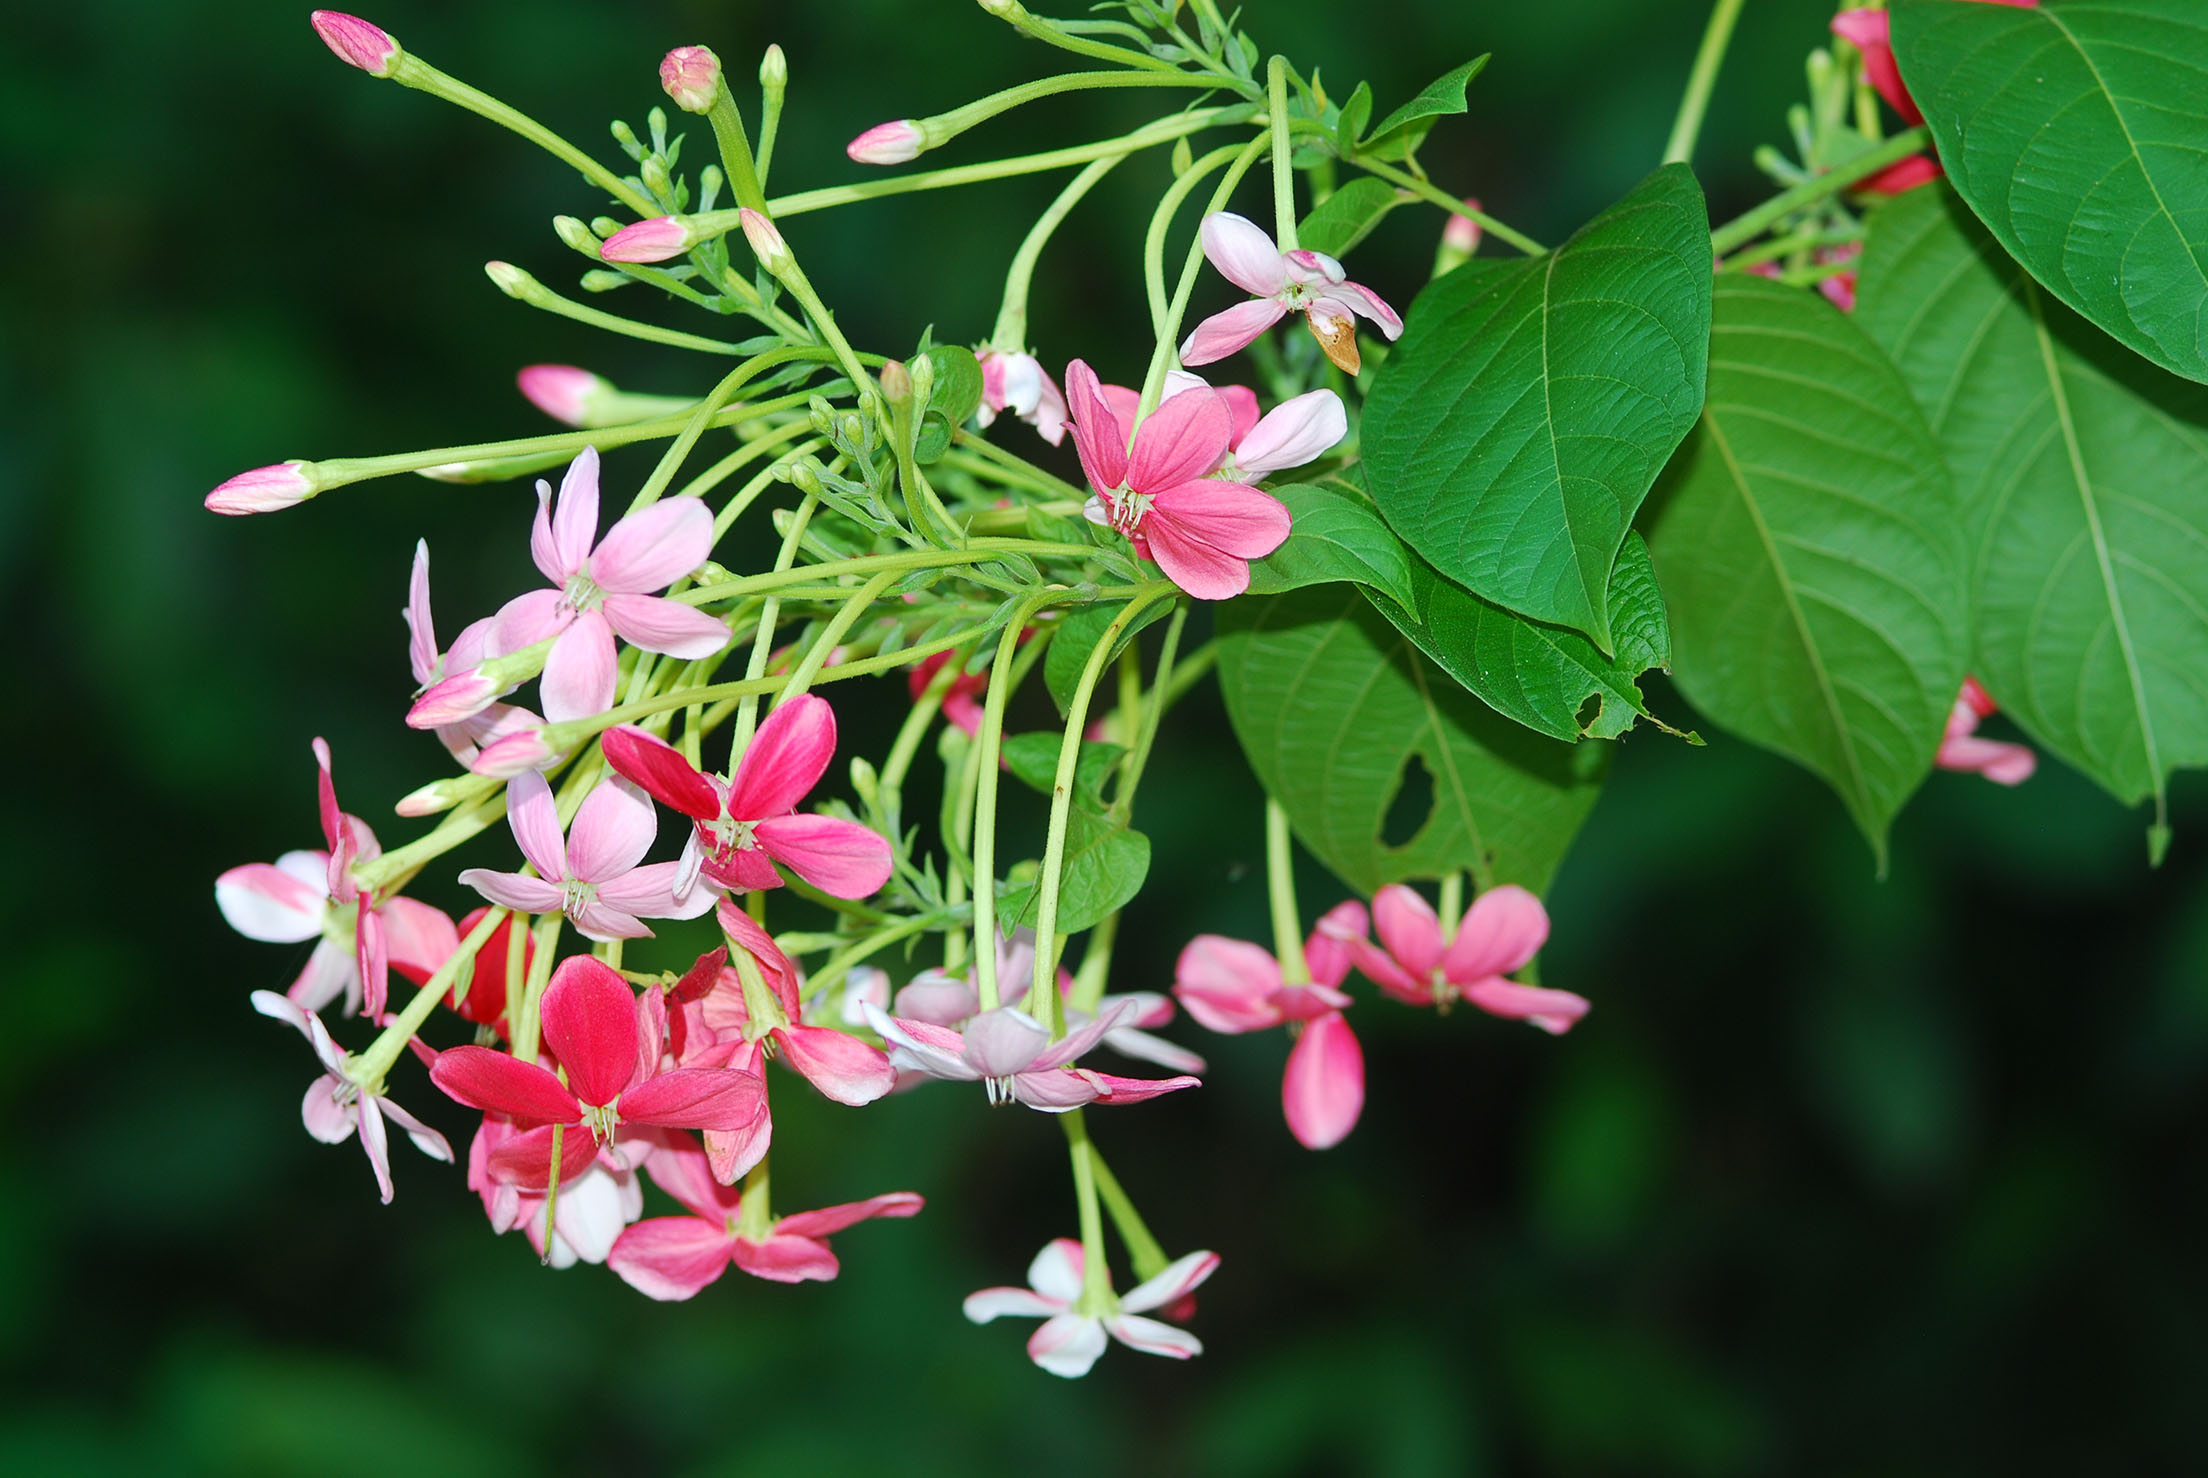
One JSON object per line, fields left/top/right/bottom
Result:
{"left": 640, "top": 155, "right": 674, "bottom": 200}
{"left": 1434, "top": 198, "right": 1483, "bottom": 277}
{"left": 849, "top": 755, "right": 880, "bottom": 809}
{"left": 553, "top": 215, "right": 602, "bottom": 257}
{"left": 907, "top": 351, "right": 935, "bottom": 406}
{"left": 976, "top": 0, "right": 1020, "bottom": 16}
{"left": 785, "top": 460, "right": 825, "bottom": 497}
{"left": 517, "top": 365, "right": 611, "bottom": 427}
{"left": 580, "top": 270, "right": 628, "bottom": 293}
{"left": 205, "top": 460, "right": 320, "bottom": 515}
{"left": 396, "top": 775, "right": 478, "bottom": 818}
{"left": 470, "top": 727, "right": 556, "bottom": 778}
{"left": 879, "top": 359, "right": 913, "bottom": 405}
{"left": 416, "top": 448, "right": 577, "bottom": 484}
{"left": 739, "top": 208, "right": 790, "bottom": 271}
{"left": 846, "top": 120, "right": 924, "bottom": 166}
{"left": 610, "top": 119, "right": 643, "bottom": 159}
{"left": 660, "top": 45, "right": 722, "bottom": 113}
{"left": 310, "top": 11, "right": 401, "bottom": 77}
{"left": 1170, "top": 137, "right": 1194, "bottom": 176}
{"left": 600, "top": 216, "right": 691, "bottom": 264}
{"left": 760, "top": 44, "right": 787, "bottom": 91}
{"left": 484, "top": 260, "right": 536, "bottom": 299}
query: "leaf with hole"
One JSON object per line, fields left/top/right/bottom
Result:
{"left": 1855, "top": 184, "right": 2208, "bottom": 854}
{"left": 1361, "top": 164, "right": 1712, "bottom": 649}
{"left": 1218, "top": 588, "right": 1607, "bottom": 895}
{"left": 1891, "top": 0, "right": 2208, "bottom": 385}
{"left": 1643, "top": 274, "right": 1971, "bottom": 866}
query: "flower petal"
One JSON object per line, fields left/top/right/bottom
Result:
{"left": 1105, "top": 1313, "right": 1202, "bottom": 1360}
{"left": 376, "top": 1094, "right": 456, "bottom": 1163}
{"left": 1079, "top": 1070, "right": 1201, "bottom": 1105}
{"left": 963, "top": 1286, "right": 1064, "bottom": 1322}
{"left": 607, "top": 1215, "right": 735, "bottom": 1300}
{"left": 378, "top": 896, "right": 459, "bottom": 983}
{"left": 1148, "top": 480, "right": 1293, "bottom": 559}
{"left": 1028, "top": 1237, "right": 1086, "bottom": 1301}
{"left": 601, "top": 593, "right": 730, "bottom": 659}
{"left": 491, "top": 587, "right": 569, "bottom": 656}
{"left": 1281, "top": 1011, "right": 1363, "bottom": 1149}
{"left": 961, "top": 1006, "right": 1052, "bottom": 1077}
{"left": 1026, "top": 1000, "right": 1135, "bottom": 1071}
{"left": 1232, "top": 388, "right": 1347, "bottom": 475}
{"left": 590, "top": 496, "right": 713, "bottom": 594}
{"left": 861, "top": 1004, "right": 982, "bottom": 1081}
{"left": 1372, "top": 884, "right": 1446, "bottom": 980}
{"left": 893, "top": 970, "right": 980, "bottom": 1026}
{"left": 1317, "top": 280, "right": 1404, "bottom": 340}
{"left": 1441, "top": 884, "right": 1548, "bottom": 983}
{"left": 775, "top": 1190, "right": 923, "bottom": 1238}
{"left": 1172, "top": 934, "right": 1284, "bottom": 1034}
{"left": 643, "top": 1133, "right": 740, "bottom": 1220}
{"left": 597, "top": 860, "right": 718, "bottom": 920}
{"left": 1120, "top": 1247, "right": 1220, "bottom": 1313}
{"left": 601, "top": 725, "right": 721, "bottom": 820}
{"left": 1100, "top": 1026, "right": 1208, "bottom": 1075}
{"left": 770, "top": 1023, "right": 896, "bottom": 1105}
{"left": 1305, "top": 899, "right": 1370, "bottom": 988}
{"left": 405, "top": 539, "right": 439, "bottom": 684}
{"left": 1179, "top": 298, "right": 1288, "bottom": 366}
{"left": 216, "top": 863, "right": 327, "bottom": 943}
{"left": 356, "top": 1096, "right": 396, "bottom": 1204}
{"left": 430, "top": 1045, "right": 581, "bottom": 1122}
{"left": 754, "top": 813, "right": 892, "bottom": 898}
{"left": 1126, "top": 386, "right": 1234, "bottom": 494}
{"left": 300, "top": 1075, "right": 356, "bottom": 1145}
{"left": 566, "top": 775, "right": 658, "bottom": 884}
{"left": 727, "top": 693, "right": 837, "bottom": 818}
{"left": 619, "top": 1066, "right": 766, "bottom": 1132}
{"left": 1462, "top": 979, "right": 1590, "bottom": 1035}
{"left": 548, "top": 449, "right": 602, "bottom": 580}
{"left": 1063, "top": 360, "right": 1129, "bottom": 494}
{"left": 1139, "top": 515, "right": 1254, "bottom": 601}
{"left": 1199, "top": 211, "right": 1288, "bottom": 297}
{"left": 732, "top": 1232, "right": 842, "bottom": 1283}
{"left": 456, "top": 869, "right": 565, "bottom": 916}
{"left": 540, "top": 612, "right": 620, "bottom": 723}
{"left": 539, "top": 955, "right": 643, "bottom": 1106}
{"left": 1027, "top": 1313, "right": 1109, "bottom": 1378}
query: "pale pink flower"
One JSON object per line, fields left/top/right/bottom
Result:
{"left": 216, "top": 738, "right": 457, "bottom": 1019}
{"left": 404, "top": 541, "right": 544, "bottom": 769}
{"left": 204, "top": 461, "right": 316, "bottom": 515}
{"left": 863, "top": 991, "right": 1200, "bottom": 1112}
{"left": 976, "top": 350, "right": 1069, "bottom": 446}
{"left": 432, "top": 955, "right": 765, "bottom": 1192}
{"left": 660, "top": 45, "right": 722, "bottom": 113}
{"left": 847, "top": 120, "right": 924, "bottom": 165}
{"left": 599, "top": 696, "right": 893, "bottom": 899}
{"left": 1338, "top": 884, "right": 1589, "bottom": 1032}
{"left": 250, "top": 990, "right": 452, "bottom": 1204}
{"left": 1936, "top": 677, "right": 2036, "bottom": 785}
{"left": 310, "top": 10, "right": 400, "bottom": 77}
{"left": 466, "top": 1114, "right": 648, "bottom": 1267}
{"left": 488, "top": 447, "right": 729, "bottom": 722}
{"left": 457, "top": 770, "right": 716, "bottom": 941}
{"left": 1173, "top": 899, "right": 1370, "bottom": 1149}
{"left": 516, "top": 365, "right": 610, "bottom": 427}
{"left": 1180, "top": 212, "right": 1402, "bottom": 373}
{"left": 964, "top": 1239, "right": 1218, "bottom": 1378}
{"left": 599, "top": 218, "right": 693, "bottom": 264}
{"left": 609, "top": 1131, "right": 922, "bottom": 1297}
{"left": 896, "top": 930, "right": 1205, "bottom": 1075}
{"left": 1064, "top": 360, "right": 1291, "bottom": 601}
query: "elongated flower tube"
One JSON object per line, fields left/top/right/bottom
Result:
{"left": 965, "top": 1239, "right": 1218, "bottom": 1378}
{"left": 1181, "top": 212, "right": 1402, "bottom": 374}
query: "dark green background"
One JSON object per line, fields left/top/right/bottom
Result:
{"left": 7, "top": 1, "right": 2205, "bottom": 1472}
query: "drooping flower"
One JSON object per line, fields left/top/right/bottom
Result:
{"left": 1095, "top": 370, "right": 1345, "bottom": 485}
{"left": 975, "top": 350, "right": 1069, "bottom": 446}
{"left": 1936, "top": 677, "right": 2036, "bottom": 785}
{"left": 1063, "top": 360, "right": 1291, "bottom": 601}
{"left": 1173, "top": 899, "right": 1369, "bottom": 1149}
{"left": 1337, "top": 884, "right": 1589, "bottom": 1033}
{"left": 251, "top": 991, "right": 451, "bottom": 1203}
{"left": 907, "top": 650, "right": 989, "bottom": 739}
{"left": 598, "top": 695, "right": 893, "bottom": 899}
{"left": 1180, "top": 212, "right": 1402, "bottom": 373}
{"left": 608, "top": 1131, "right": 922, "bottom": 1298}
{"left": 486, "top": 447, "right": 729, "bottom": 723}
{"left": 847, "top": 119, "right": 925, "bottom": 165}
{"left": 216, "top": 738, "right": 457, "bottom": 1018}
{"left": 1831, "top": 2, "right": 2036, "bottom": 193}
{"left": 964, "top": 1238, "right": 1218, "bottom": 1378}
{"left": 457, "top": 770, "right": 715, "bottom": 941}
{"left": 404, "top": 541, "right": 545, "bottom": 770}
{"left": 431, "top": 955, "right": 765, "bottom": 1191}
{"left": 863, "top": 992, "right": 1200, "bottom": 1112}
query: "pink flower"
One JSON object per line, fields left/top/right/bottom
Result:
{"left": 1338, "top": 884, "right": 1587, "bottom": 1032}
{"left": 1174, "top": 899, "right": 1370, "bottom": 1149}
{"left": 897, "top": 930, "right": 1205, "bottom": 1075}
{"left": 489, "top": 448, "right": 729, "bottom": 723}
{"left": 846, "top": 120, "right": 924, "bottom": 165}
{"left": 431, "top": 955, "right": 766, "bottom": 1191}
{"left": 964, "top": 1239, "right": 1218, "bottom": 1378}
{"left": 598, "top": 696, "right": 893, "bottom": 900}
{"left": 466, "top": 1114, "right": 648, "bottom": 1267}
{"left": 660, "top": 45, "right": 722, "bottom": 113}
{"left": 1180, "top": 212, "right": 1402, "bottom": 374}
{"left": 976, "top": 350, "right": 1069, "bottom": 446}
{"left": 1093, "top": 370, "right": 1344, "bottom": 484}
{"left": 310, "top": 11, "right": 400, "bottom": 78}
{"left": 1443, "top": 200, "right": 1483, "bottom": 256}
{"left": 516, "top": 365, "right": 610, "bottom": 427}
{"left": 863, "top": 990, "right": 1200, "bottom": 1111}
{"left": 457, "top": 769, "right": 715, "bottom": 941}
{"left": 251, "top": 991, "right": 452, "bottom": 1204}
{"left": 404, "top": 541, "right": 545, "bottom": 769}
{"left": 1936, "top": 677, "right": 2036, "bottom": 785}
{"left": 204, "top": 461, "right": 317, "bottom": 515}
{"left": 1817, "top": 244, "right": 1863, "bottom": 313}
{"left": 1063, "top": 360, "right": 1291, "bottom": 601}
{"left": 599, "top": 217, "right": 693, "bottom": 264}
{"left": 216, "top": 739, "right": 457, "bottom": 1019}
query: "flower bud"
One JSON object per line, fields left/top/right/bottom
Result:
{"left": 760, "top": 44, "right": 787, "bottom": 91}
{"left": 846, "top": 120, "right": 925, "bottom": 166}
{"left": 310, "top": 11, "right": 400, "bottom": 77}
{"left": 580, "top": 270, "right": 628, "bottom": 293}
{"left": 1434, "top": 198, "right": 1483, "bottom": 277}
{"left": 660, "top": 46, "right": 722, "bottom": 113}
{"left": 484, "top": 260, "right": 536, "bottom": 299}
{"left": 205, "top": 461, "right": 319, "bottom": 515}
{"left": 517, "top": 365, "right": 612, "bottom": 427}
{"left": 640, "top": 155, "right": 674, "bottom": 200}
{"left": 470, "top": 727, "right": 556, "bottom": 778}
{"left": 396, "top": 775, "right": 481, "bottom": 818}
{"left": 976, "top": 0, "right": 1020, "bottom": 16}
{"left": 907, "top": 351, "right": 935, "bottom": 406}
{"left": 553, "top": 215, "right": 602, "bottom": 258}
{"left": 600, "top": 217, "right": 691, "bottom": 264}
{"left": 879, "top": 359, "right": 913, "bottom": 405}
{"left": 407, "top": 666, "right": 501, "bottom": 729}
{"left": 739, "top": 209, "right": 790, "bottom": 271}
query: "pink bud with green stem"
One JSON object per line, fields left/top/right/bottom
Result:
{"left": 846, "top": 119, "right": 924, "bottom": 165}
{"left": 309, "top": 10, "right": 401, "bottom": 78}
{"left": 659, "top": 45, "right": 722, "bottom": 113}
{"left": 204, "top": 461, "right": 318, "bottom": 515}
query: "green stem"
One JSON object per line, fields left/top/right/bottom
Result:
{"left": 1110, "top": 603, "right": 1185, "bottom": 819}
{"left": 1661, "top": 0, "right": 1747, "bottom": 166}
{"left": 508, "top": 913, "right": 566, "bottom": 1064}
{"left": 1088, "top": 1144, "right": 1169, "bottom": 1280}
{"left": 972, "top": 594, "right": 1058, "bottom": 1012}
{"left": 351, "top": 907, "right": 507, "bottom": 1089}
{"left": 1138, "top": 131, "right": 1274, "bottom": 419}
{"left": 881, "top": 648, "right": 963, "bottom": 795}
{"left": 731, "top": 494, "right": 818, "bottom": 756}
{"left": 1438, "top": 871, "right": 1464, "bottom": 937}
{"left": 1348, "top": 156, "right": 1546, "bottom": 256}
{"left": 629, "top": 354, "right": 806, "bottom": 511}
{"left": 1708, "top": 127, "right": 1929, "bottom": 255}
{"left": 918, "top": 70, "right": 1224, "bottom": 153}
{"left": 487, "top": 263, "right": 758, "bottom": 355}
{"left": 993, "top": 2, "right": 1203, "bottom": 77}
{"left": 1059, "top": 1110, "right": 1114, "bottom": 1310}
{"left": 1265, "top": 797, "right": 1309, "bottom": 983}
{"left": 705, "top": 88, "right": 769, "bottom": 215}
{"left": 1144, "top": 142, "right": 1243, "bottom": 342}
{"left": 389, "top": 56, "right": 656, "bottom": 216}
{"left": 992, "top": 154, "right": 1126, "bottom": 350}
{"left": 772, "top": 570, "right": 898, "bottom": 706}
{"left": 1267, "top": 56, "right": 1298, "bottom": 250}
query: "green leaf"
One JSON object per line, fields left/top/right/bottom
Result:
{"left": 1892, "top": 0, "right": 2208, "bottom": 385}
{"left": 1333, "top": 81, "right": 1374, "bottom": 155}
{"left": 1643, "top": 275, "right": 1972, "bottom": 865}
{"left": 1374, "top": 532, "right": 1684, "bottom": 743}
{"left": 1000, "top": 734, "right": 1126, "bottom": 810}
{"left": 1246, "top": 479, "right": 1420, "bottom": 607}
{"left": 915, "top": 344, "right": 983, "bottom": 462}
{"left": 1218, "top": 588, "right": 1607, "bottom": 895}
{"left": 1043, "top": 600, "right": 1169, "bottom": 716}
{"left": 997, "top": 811, "right": 1151, "bottom": 935}
{"left": 1298, "top": 178, "right": 1401, "bottom": 260}
{"left": 1856, "top": 184, "right": 2208, "bottom": 848}
{"left": 1362, "top": 164, "right": 1713, "bottom": 649}
{"left": 1358, "top": 55, "right": 1490, "bottom": 162}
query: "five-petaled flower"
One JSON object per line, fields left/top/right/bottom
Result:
{"left": 965, "top": 1238, "right": 1218, "bottom": 1378}
{"left": 1338, "top": 884, "right": 1589, "bottom": 1032}
{"left": 975, "top": 349, "right": 1069, "bottom": 446}
{"left": 458, "top": 770, "right": 715, "bottom": 941}
{"left": 1180, "top": 212, "right": 1402, "bottom": 373}
{"left": 600, "top": 695, "right": 894, "bottom": 900}
{"left": 251, "top": 990, "right": 452, "bottom": 1203}
{"left": 1064, "top": 360, "right": 1291, "bottom": 601}
{"left": 864, "top": 994, "right": 1200, "bottom": 1112}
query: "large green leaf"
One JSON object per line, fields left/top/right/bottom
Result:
{"left": 1217, "top": 588, "right": 1607, "bottom": 895}
{"left": 1856, "top": 184, "right": 2208, "bottom": 853}
{"left": 1246, "top": 479, "right": 1420, "bottom": 607}
{"left": 1361, "top": 164, "right": 1712, "bottom": 649}
{"left": 1374, "top": 532, "right": 1684, "bottom": 743}
{"left": 1892, "top": 0, "right": 2208, "bottom": 385}
{"left": 998, "top": 811, "right": 1151, "bottom": 936}
{"left": 1644, "top": 275, "right": 1971, "bottom": 865}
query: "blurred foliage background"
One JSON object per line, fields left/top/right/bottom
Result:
{"left": 6, "top": 0, "right": 2207, "bottom": 1472}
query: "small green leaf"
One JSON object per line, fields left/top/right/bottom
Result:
{"left": 1218, "top": 588, "right": 1607, "bottom": 895}
{"left": 1043, "top": 601, "right": 1169, "bottom": 716}
{"left": 1334, "top": 81, "right": 1374, "bottom": 154}
{"left": 1246, "top": 479, "right": 1420, "bottom": 607}
{"left": 1373, "top": 533, "right": 1683, "bottom": 743}
{"left": 1000, "top": 734, "right": 1126, "bottom": 811}
{"left": 1358, "top": 55, "right": 1490, "bottom": 162}
{"left": 1892, "top": 0, "right": 2208, "bottom": 385}
{"left": 1362, "top": 164, "right": 1713, "bottom": 648}
{"left": 1644, "top": 274, "right": 1971, "bottom": 865}
{"left": 915, "top": 344, "right": 983, "bottom": 462}
{"left": 1298, "top": 178, "right": 1402, "bottom": 261}
{"left": 997, "top": 812, "right": 1151, "bottom": 935}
